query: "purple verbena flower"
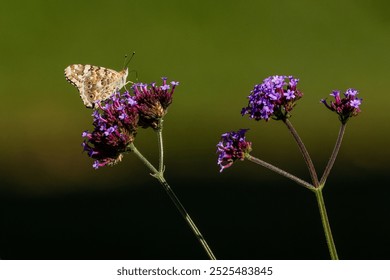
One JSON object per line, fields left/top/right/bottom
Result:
{"left": 132, "top": 77, "right": 179, "bottom": 129}
{"left": 242, "top": 75, "right": 303, "bottom": 121}
{"left": 82, "top": 92, "right": 139, "bottom": 169}
{"left": 217, "top": 129, "right": 252, "bottom": 172}
{"left": 350, "top": 99, "right": 361, "bottom": 108}
{"left": 321, "top": 88, "right": 362, "bottom": 124}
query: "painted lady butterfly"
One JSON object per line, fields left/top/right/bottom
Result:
{"left": 64, "top": 64, "right": 129, "bottom": 108}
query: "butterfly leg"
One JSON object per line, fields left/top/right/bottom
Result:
{"left": 124, "top": 80, "right": 134, "bottom": 91}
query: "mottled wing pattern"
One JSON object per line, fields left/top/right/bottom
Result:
{"left": 64, "top": 64, "right": 128, "bottom": 108}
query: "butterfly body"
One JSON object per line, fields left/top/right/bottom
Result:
{"left": 64, "top": 64, "right": 128, "bottom": 108}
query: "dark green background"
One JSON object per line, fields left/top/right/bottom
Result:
{"left": 0, "top": 0, "right": 389, "bottom": 259}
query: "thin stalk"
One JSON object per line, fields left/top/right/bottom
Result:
{"left": 246, "top": 154, "right": 315, "bottom": 191}
{"left": 314, "top": 188, "right": 338, "bottom": 260}
{"left": 283, "top": 119, "right": 319, "bottom": 187}
{"left": 127, "top": 143, "right": 217, "bottom": 260}
{"left": 156, "top": 119, "right": 164, "bottom": 173}
{"left": 320, "top": 123, "right": 346, "bottom": 185}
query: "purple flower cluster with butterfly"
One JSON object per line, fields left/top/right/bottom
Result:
{"left": 82, "top": 92, "right": 139, "bottom": 169}
{"left": 65, "top": 63, "right": 217, "bottom": 259}
{"left": 82, "top": 77, "right": 179, "bottom": 169}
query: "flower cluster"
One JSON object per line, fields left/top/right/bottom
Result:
{"left": 82, "top": 92, "right": 139, "bottom": 169}
{"left": 133, "top": 77, "right": 179, "bottom": 129}
{"left": 82, "top": 78, "right": 179, "bottom": 169}
{"left": 321, "top": 88, "right": 362, "bottom": 124}
{"left": 217, "top": 129, "right": 252, "bottom": 172}
{"left": 241, "top": 75, "right": 303, "bottom": 121}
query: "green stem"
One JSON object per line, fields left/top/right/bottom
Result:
{"left": 127, "top": 143, "right": 217, "bottom": 260}
{"left": 320, "top": 123, "right": 346, "bottom": 185}
{"left": 282, "top": 119, "right": 339, "bottom": 259}
{"left": 246, "top": 154, "right": 315, "bottom": 191}
{"left": 283, "top": 119, "right": 320, "bottom": 187}
{"left": 156, "top": 120, "right": 164, "bottom": 173}
{"left": 314, "top": 188, "right": 338, "bottom": 260}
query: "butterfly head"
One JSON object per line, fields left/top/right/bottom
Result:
{"left": 121, "top": 68, "right": 129, "bottom": 84}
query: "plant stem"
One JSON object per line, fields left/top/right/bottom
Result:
{"left": 127, "top": 143, "right": 217, "bottom": 260}
{"left": 314, "top": 188, "right": 338, "bottom": 259}
{"left": 320, "top": 123, "right": 346, "bottom": 185}
{"left": 283, "top": 119, "right": 339, "bottom": 258}
{"left": 283, "top": 119, "right": 319, "bottom": 187}
{"left": 246, "top": 154, "right": 315, "bottom": 191}
{"left": 156, "top": 119, "right": 164, "bottom": 173}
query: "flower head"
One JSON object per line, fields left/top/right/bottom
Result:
{"left": 321, "top": 88, "right": 362, "bottom": 124}
{"left": 242, "top": 75, "right": 303, "bottom": 121}
{"left": 82, "top": 92, "right": 139, "bottom": 169}
{"left": 132, "top": 77, "right": 179, "bottom": 129}
{"left": 217, "top": 129, "right": 252, "bottom": 172}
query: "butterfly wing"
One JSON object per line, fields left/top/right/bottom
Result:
{"left": 64, "top": 64, "right": 128, "bottom": 108}
{"left": 89, "top": 66, "right": 128, "bottom": 103}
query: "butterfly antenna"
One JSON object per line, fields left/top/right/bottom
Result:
{"left": 123, "top": 51, "right": 136, "bottom": 69}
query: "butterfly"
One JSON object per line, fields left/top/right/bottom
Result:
{"left": 64, "top": 64, "right": 129, "bottom": 108}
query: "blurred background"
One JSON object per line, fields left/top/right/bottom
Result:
{"left": 0, "top": 0, "right": 389, "bottom": 259}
